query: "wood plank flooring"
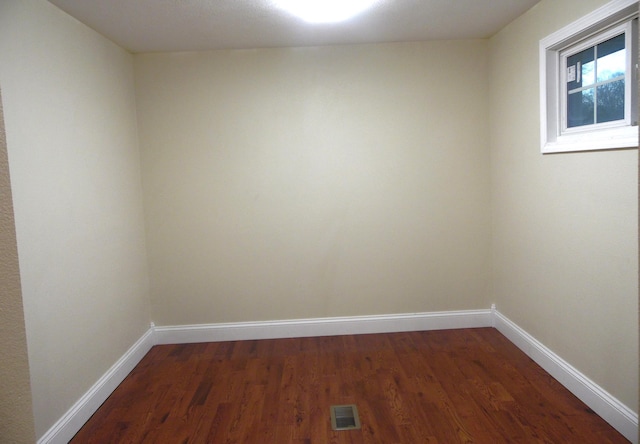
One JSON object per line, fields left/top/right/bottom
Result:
{"left": 70, "top": 328, "right": 629, "bottom": 443}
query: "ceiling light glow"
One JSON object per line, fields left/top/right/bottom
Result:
{"left": 272, "top": 0, "right": 379, "bottom": 24}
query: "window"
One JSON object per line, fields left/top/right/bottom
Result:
{"left": 563, "top": 27, "right": 628, "bottom": 130}
{"left": 540, "top": 0, "right": 638, "bottom": 153}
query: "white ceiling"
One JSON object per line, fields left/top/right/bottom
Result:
{"left": 48, "top": 0, "right": 541, "bottom": 53}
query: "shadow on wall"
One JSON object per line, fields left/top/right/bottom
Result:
{"left": 0, "top": 88, "right": 36, "bottom": 441}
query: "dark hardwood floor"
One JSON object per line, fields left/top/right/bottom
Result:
{"left": 70, "top": 328, "right": 629, "bottom": 443}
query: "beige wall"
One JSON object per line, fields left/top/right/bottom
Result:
{"left": 0, "top": 0, "right": 151, "bottom": 438}
{"left": 0, "top": 88, "right": 36, "bottom": 443}
{"left": 489, "top": 0, "right": 638, "bottom": 411}
{"left": 134, "top": 41, "right": 492, "bottom": 326}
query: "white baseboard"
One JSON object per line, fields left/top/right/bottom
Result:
{"left": 37, "top": 328, "right": 155, "bottom": 444}
{"left": 37, "top": 307, "right": 638, "bottom": 444}
{"left": 153, "top": 309, "right": 493, "bottom": 344}
{"left": 492, "top": 306, "right": 638, "bottom": 444}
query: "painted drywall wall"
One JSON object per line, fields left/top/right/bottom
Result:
{"left": 0, "top": 88, "right": 36, "bottom": 443}
{"left": 135, "top": 41, "right": 492, "bottom": 326}
{"left": 0, "top": 0, "right": 151, "bottom": 437}
{"left": 489, "top": 0, "right": 638, "bottom": 411}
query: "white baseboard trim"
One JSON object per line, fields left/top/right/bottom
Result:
{"left": 37, "top": 328, "right": 155, "bottom": 444}
{"left": 153, "top": 309, "right": 493, "bottom": 344}
{"left": 38, "top": 307, "right": 638, "bottom": 444}
{"left": 492, "top": 306, "right": 638, "bottom": 444}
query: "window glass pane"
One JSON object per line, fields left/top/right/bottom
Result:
{"left": 567, "top": 47, "right": 594, "bottom": 89}
{"left": 596, "top": 79, "right": 625, "bottom": 123}
{"left": 597, "top": 34, "right": 625, "bottom": 82}
{"left": 567, "top": 89, "right": 594, "bottom": 127}
{"left": 582, "top": 60, "right": 595, "bottom": 86}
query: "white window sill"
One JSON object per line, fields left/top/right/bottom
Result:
{"left": 542, "top": 125, "right": 638, "bottom": 153}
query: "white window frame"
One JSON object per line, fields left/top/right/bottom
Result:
{"left": 540, "top": 0, "right": 638, "bottom": 154}
{"left": 560, "top": 21, "right": 632, "bottom": 134}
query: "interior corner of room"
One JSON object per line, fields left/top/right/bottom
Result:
{"left": 0, "top": 0, "right": 638, "bottom": 443}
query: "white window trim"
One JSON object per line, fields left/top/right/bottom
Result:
{"left": 540, "top": 0, "right": 638, "bottom": 154}
{"left": 560, "top": 21, "right": 631, "bottom": 134}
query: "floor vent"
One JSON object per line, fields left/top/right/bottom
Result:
{"left": 330, "top": 404, "right": 361, "bottom": 431}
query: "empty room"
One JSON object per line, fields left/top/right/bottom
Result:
{"left": 0, "top": 0, "right": 638, "bottom": 442}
